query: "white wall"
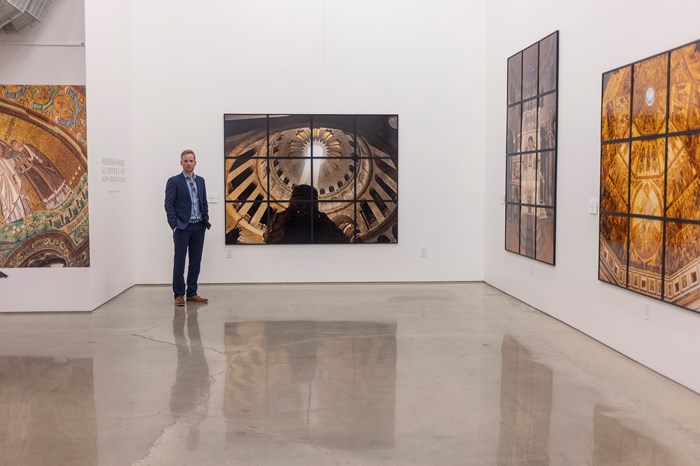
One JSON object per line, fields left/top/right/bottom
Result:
{"left": 0, "top": 0, "right": 135, "bottom": 311}
{"left": 0, "top": 0, "right": 85, "bottom": 83}
{"left": 132, "top": 0, "right": 486, "bottom": 284}
{"left": 0, "top": 0, "right": 91, "bottom": 311}
{"left": 483, "top": 0, "right": 700, "bottom": 393}
{"left": 83, "top": 0, "right": 135, "bottom": 308}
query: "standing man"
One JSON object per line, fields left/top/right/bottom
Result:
{"left": 165, "top": 149, "right": 211, "bottom": 306}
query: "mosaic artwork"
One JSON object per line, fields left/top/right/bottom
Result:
{"left": 0, "top": 85, "right": 89, "bottom": 267}
{"left": 224, "top": 114, "right": 398, "bottom": 244}
{"left": 505, "top": 31, "right": 559, "bottom": 264}
{"left": 599, "top": 40, "right": 700, "bottom": 312}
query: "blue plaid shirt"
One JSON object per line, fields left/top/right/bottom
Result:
{"left": 183, "top": 172, "right": 202, "bottom": 222}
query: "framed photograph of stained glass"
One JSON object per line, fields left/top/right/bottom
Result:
{"left": 599, "top": 39, "right": 700, "bottom": 313}
{"left": 224, "top": 114, "right": 398, "bottom": 244}
{"left": 504, "top": 31, "right": 559, "bottom": 265}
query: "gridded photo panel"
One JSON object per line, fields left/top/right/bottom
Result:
{"left": 520, "top": 153, "right": 537, "bottom": 205}
{"left": 519, "top": 205, "right": 537, "bottom": 259}
{"left": 600, "top": 143, "right": 630, "bottom": 214}
{"left": 520, "top": 99, "right": 538, "bottom": 153}
{"left": 507, "top": 53, "right": 522, "bottom": 105}
{"left": 536, "top": 151, "right": 556, "bottom": 207}
{"left": 670, "top": 41, "right": 700, "bottom": 133}
{"left": 355, "top": 115, "right": 399, "bottom": 159}
{"left": 536, "top": 207, "right": 555, "bottom": 264}
{"left": 539, "top": 33, "right": 558, "bottom": 94}
{"left": 503, "top": 31, "right": 559, "bottom": 265}
{"left": 522, "top": 44, "right": 539, "bottom": 100}
{"left": 664, "top": 222, "right": 700, "bottom": 312}
{"left": 631, "top": 54, "right": 668, "bottom": 138}
{"left": 225, "top": 201, "right": 270, "bottom": 245}
{"left": 601, "top": 66, "right": 632, "bottom": 142}
{"left": 357, "top": 201, "right": 398, "bottom": 244}
{"left": 225, "top": 158, "right": 268, "bottom": 203}
{"left": 505, "top": 204, "right": 520, "bottom": 253}
{"left": 224, "top": 114, "right": 270, "bottom": 159}
{"left": 506, "top": 155, "right": 521, "bottom": 203}
{"left": 599, "top": 214, "right": 629, "bottom": 288}
{"left": 506, "top": 104, "right": 521, "bottom": 154}
{"left": 629, "top": 139, "right": 665, "bottom": 217}
{"left": 265, "top": 200, "right": 353, "bottom": 245}
{"left": 598, "top": 38, "right": 700, "bottom": 313}
{"left": 666, "top": 135, "right": 700, "bottom": 220}
{"left": 537, "top": 94, "right": 557, "bottom": 151}
{"left": 224, "top": 114, "right": 398, "bottom": 245}
{"left": 628, "top": 217, "right": 663, "bottom": 299}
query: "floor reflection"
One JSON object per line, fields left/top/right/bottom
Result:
{"left": 0, "top": 356, "right": 97, "bottom": 465}
{"left": 593, "top": 405, "right": 674, "bottom": 465}
{"left": 498, "top": 335, "right": 553, "bottom": 466}
{"left": 171, "top": 308, "right": 210, "bottom": 451}
{"left": 223, "top": 321, "right": 396, "bottom": 450}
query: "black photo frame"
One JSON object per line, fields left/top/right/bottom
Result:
{"left": 504, "top": 31, "right": 559, "bottom": 265}
{"left": 224, "top": 114, "right": 399, "bottom": 245}
{"left": 598, "top": 39, "right": 700, "bottom": 314}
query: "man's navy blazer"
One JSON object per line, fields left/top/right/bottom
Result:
{"left": 164, "top": 173, "right": 211, "bottom": 230}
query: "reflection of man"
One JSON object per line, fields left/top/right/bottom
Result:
{"left": 171, "top": 308, "right": 210, "bottom": 450}
{"left": 164, "top": 149, "right": 211, "bottom": 306}
{"left": 266, "top": 184, "right": 347, "bottom": 244}
{"left": 0, "top": 144, "right": 29, "bottom": 224}
{"left": 6, "top": 139, "right": 71, "bottom": 210}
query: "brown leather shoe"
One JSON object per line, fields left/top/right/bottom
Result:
{"left": 186, "top": 295, "right": 208, "bottom": 304}
{"left": 174, "top": 296, "right": 185, "bottom": 306}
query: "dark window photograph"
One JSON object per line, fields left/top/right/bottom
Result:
{"left": 224, "top": 114, "right": 399, "bottom": 244}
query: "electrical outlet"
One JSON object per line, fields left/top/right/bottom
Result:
{"left": 420, "top": 247, "right": 427, "bottom": 257}
{"left": 226, "top": 248, "right": 232, "bottom": 259}
{"left": 644, "top": 303, "right": 651, "bottom": 321}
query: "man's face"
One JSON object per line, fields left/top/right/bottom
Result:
{"left": 181, "top": 153, "right": 196, "bottom": 174}
{"left": 11, "top": 141, "right": 20, "bottom": 151}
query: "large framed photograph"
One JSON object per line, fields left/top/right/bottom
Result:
{"left": 0, "top": 85, "right": 89, "bottom": 268}
{"left": 224, "top": 114, "right": 398, "bottom": 244}
{"left": 504, "top": 31, "right": 559, "bottom": 265}
{"left": 599, "top": 39, "right": 700, "bottom": 313}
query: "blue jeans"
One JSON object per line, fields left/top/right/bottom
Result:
{"left": 172, "top": 222, "right": 206, "bottom": 297}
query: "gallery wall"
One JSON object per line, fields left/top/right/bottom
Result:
{"left": 0, "top": 0, "right": 136, "bottom": 311}
{"left": 483, "top": 0, "right": 700, "bottom": 392}
{"left": 130, "top": 0, "right": 486, "bottom": 284}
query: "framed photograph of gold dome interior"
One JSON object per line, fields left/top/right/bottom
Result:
{"left": 0, "top": 85, "right": 89, "bottom": 268}
{"left": 505, "top": 31, "right": 559, "bottom": 265}
{"left": 224, "top": 114, "right": 398, "bottom": 245}
{"left": 599, "top": 39, "right": 700, "bottom": 313}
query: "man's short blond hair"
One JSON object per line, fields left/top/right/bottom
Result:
{"left": 180, "top": 149, "right": 196, "bottom": 159}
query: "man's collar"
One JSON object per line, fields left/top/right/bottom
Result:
{"left": 181, "top": 171, "right": 197, "bottom": 180}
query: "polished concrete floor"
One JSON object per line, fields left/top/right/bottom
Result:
{"left": 1, "top": 283, "right": 700, "bottom": 465}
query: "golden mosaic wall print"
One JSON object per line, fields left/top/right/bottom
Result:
{"left": 599, "top": 40, "right": 700, "bottom": 312}
{"left": 0, "top": 85, "right": 89, "bottom": 267}
{"left": 224, "top": 114, "right": 398, "bottom": 244}
{"left": 505, "top": 31, "right": 559, "bottom": 265}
